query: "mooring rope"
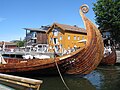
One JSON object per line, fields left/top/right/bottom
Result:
{"left": 54, "top": 58, "right": 70, "bottom": 90}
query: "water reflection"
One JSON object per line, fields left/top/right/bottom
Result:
{"left": 35, "top": 65, "right": 120, "bottom": 90}
{"left": 36, "top": 75, "right": 96, "bottom": 90}
{"left": 1, "top": 65, "right": 120, "bottom": 90}
{"left": 95, "top": 66, "right": 120, "bottom": 90}
{"left": 84, "top": 70, "right": 103, "bottom": 90}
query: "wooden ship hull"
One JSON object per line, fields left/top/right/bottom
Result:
{"left": 100, "top": 48, "right": 117, "bottom": 65}
{"left": 1, "top": 58, "right": 68, "bottom": 76}
{"left": 0, "top": 4, "right": 104, "bottom": 76}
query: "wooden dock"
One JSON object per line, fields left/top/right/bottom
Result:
{"left": 0, "top": 73, "right": 43, "bottom": 90}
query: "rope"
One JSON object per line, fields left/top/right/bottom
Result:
{"left": 51, "top": 20, "right": 70, "bottom": 90}
{"left": 54, "top": 58, "right": 70, "bottom": 90}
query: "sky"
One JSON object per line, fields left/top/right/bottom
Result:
{"left": 0, "top": 0, "right": 97, "bottom": 41}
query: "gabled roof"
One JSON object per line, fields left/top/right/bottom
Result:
{"left": 47, "top": 23, "right": 87, "bottom": 34}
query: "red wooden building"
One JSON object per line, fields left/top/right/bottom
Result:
{"left": 0, "top": 41, "right": 17, "bottom": 51}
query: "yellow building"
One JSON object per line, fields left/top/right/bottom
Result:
{"left": 46, "top": 23, "right": 87, "bottom": 53}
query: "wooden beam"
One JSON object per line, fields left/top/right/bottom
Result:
{"left": 0, "top": 73, "right": 43, "bottom": 90}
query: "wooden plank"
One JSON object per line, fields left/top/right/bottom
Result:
{"left": 0, "top": 73, "right": 43, "bottom": 90}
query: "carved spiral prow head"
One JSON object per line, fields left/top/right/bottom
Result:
{"left": 80, "top": 4, "right": 89, "bottom": 14}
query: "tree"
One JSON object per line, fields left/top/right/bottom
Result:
{"left": 93, "top": 0, "right": 120, "bottom": 43}
{"left": 16, "top": 40, "right": 25, "bottom": 47}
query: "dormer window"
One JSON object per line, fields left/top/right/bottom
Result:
{"left": 52, "top": 28, "right": 59, "bottom": 36}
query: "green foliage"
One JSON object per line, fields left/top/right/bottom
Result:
{"left": 16, "top": 40, "right": 25, "bottom": 47}
{"left": 93, "top": 0, "right": 120, "bottom": 42}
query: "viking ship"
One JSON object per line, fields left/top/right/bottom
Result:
{"left": 0, "top": 4, "right": 104, "bottom": 76}
{"left": 100, "top": 47, "right": 117, "bottom": 65}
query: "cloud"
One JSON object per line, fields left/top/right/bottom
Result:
{"left": 0, "top": 17, "right": 6, "bottom": 22}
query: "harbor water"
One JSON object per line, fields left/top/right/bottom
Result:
{"left": 0, "top": 65, "right": 120, "bottom": 90}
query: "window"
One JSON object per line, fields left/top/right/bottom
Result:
{"left": 82, "top": 36, "right": 84, "bottom": 40}
{"left": 31, "top": 39, "right": 34, "bottom": 43}
{"left": 74, "top": 36, "right": 76, "bottom": 40}
{"left": 53, "top": 38, "right": 58, "bottom": 44}
{"left": 31, "top": 39, "right": 36, "bottom": 43}
{"left": 33, "top": 32, "right": 36, "bottom": 37}
{"left": 26, "top": 31, "right": 36, "bottom": 39}
{"left": 34, "top": 39, "right": 36, "bottom": 43}
{"left": 68, "top": 35, "right": 70, "bottom": 40}
{"left": 54, "top": 45, "right": 59, "bottom": 53}
{"left": 52, "top": 29, "right": 59, "bottom": 36}
{"left": 68, "top": 46, "right": 70, "bottom": 49}
{"left": 50, "top": 38, "right": 52, "bottom": 41}
{"left": 78, "top": 36, "right": 80, "bottom": 40}
{"left": 60, "top": 44, "right": 62, "bottom": 49}
{"left": 60, "top": 36, "right": 62, "bottom": 40}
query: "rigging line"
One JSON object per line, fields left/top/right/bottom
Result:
{"left": 54, "top": 59, "right": 70, "bottom": 90}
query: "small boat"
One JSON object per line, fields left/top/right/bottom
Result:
{"left": 0, "top": 4, "right": 104, "bottom": 76}
{"left": 100, "top": 47, "right": 117, "bottom": 65}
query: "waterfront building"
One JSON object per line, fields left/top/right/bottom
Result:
{"left": 23, "top": 26, "right": 50, "bottom": 52}
{"left": 0, "top": 41, "right": 17, "bottom": 52}
{"left": 24, "top": 26, "right": 50, "bottom": 46}
{"left": 46, "top": 23, "right": 87, "bottom": 53}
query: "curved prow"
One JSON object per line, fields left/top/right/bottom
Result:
{"left": 80, "top": 4, "right": 103, "bottom": 48}
{"left": 80, "top": 4, "right": 104, "bottom": 67}
{"left": 65, "top": 4, "right": 104, "bottom": 75}
{"left": 80, "top": 4, "right": 104, "bottom": 68}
